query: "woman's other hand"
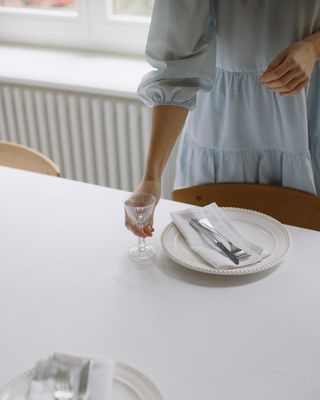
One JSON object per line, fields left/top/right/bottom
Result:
{"left": 124, "top": 179, "right": 161, "bottom": 238}
{"left": 260, "top": 39, "right": 318, "bottom": 96}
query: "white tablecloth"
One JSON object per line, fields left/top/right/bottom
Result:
{"left": 0, "top": 166, "right": 320, "bottom": 400}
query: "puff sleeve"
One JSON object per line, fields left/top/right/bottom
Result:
{"left": 137, "top": 0, "right": 216, "bottom": 110}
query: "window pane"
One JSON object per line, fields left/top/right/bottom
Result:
{"left": 0, "top": 0, "right": 76, "bottom": 10}
{"left": 113, "top": 0, "right": 153, "bottom": 17}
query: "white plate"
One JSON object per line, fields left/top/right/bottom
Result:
{"left": 161, "top": 207, "right": 292, "bottom": 275}
{"left": 0, "top": 361, "right": 163, "bottom": 400}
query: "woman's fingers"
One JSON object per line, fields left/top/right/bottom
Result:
{"left": 262, "top": 51, "right": 286, "bottom": 74}
{"left": 260, "top": 40, "right": 316, "bottom": 96}
{"left": 125, "top": 212, "right": 155, "bottom": 238}
{"left": 279, "top": 81, "right": 307, "bottom": 96}
{"left": 260, "top": 57, "right": 293, "bottom": 83}
{"left": 260, "top": 50, "right": 289, "bottom": 82}
{"left": 260, "top": 59, "right": 308, "bottom": 96}
{"left": 261, "top": 68, "right": 299, "bottom": 89}
{"left": 143, "top": 224, "right": 155, "bottom": 236}
{"left": 143, "top": 214, "right": 154, "bottom": 237}
{"left": 264, "top": 73, "right": 307, "bottom": 95}
{"left": 278, "top": 75, "right": 308, "bottom": 94}
{"left": 126, "top": 223, "right": 154, "bottom": 237}
{"left": 125, "top": 219, "right": 147, "bottom": 237}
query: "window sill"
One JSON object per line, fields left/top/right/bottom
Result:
{"left": 0, "top": 43, "right": 151, "bottom": 98}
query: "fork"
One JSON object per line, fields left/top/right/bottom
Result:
{"left": 197, "top": 218, "right": 251, "bottom": 260}
{"left": 54, "top": 369, "right": 74, "bottom": 400}
{"left": 189, "top": 219, "right": 240, "bottom": 265}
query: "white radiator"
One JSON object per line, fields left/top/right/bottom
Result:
{"left": 0, "top": 83, "right": 177, "bottom": 198}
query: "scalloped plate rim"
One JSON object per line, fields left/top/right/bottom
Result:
{"left": 0, "top": 361, "right": 163, "bottom": 400}
{"left": 161, "top": 206, "right": 292, "bottom": 275}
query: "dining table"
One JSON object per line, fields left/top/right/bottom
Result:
{"left": 0, "top": 165, "right": 320, "bottom": 400}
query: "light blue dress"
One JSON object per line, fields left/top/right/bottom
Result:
{"left": 138, "top": 0, "right": 320, "bottom": 195}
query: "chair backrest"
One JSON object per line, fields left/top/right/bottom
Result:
{"left": 0, "top": 141, "right": 60, "bottom": 177}
{"left": 172, "top": 183, "right": 320, "bottom": 231}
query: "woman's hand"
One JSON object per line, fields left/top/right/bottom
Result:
{"left": 260, "top": 39, "right": 318, "bottom": 96}
{"left": 124, "top": 179, "right": 161, "bottom": 238}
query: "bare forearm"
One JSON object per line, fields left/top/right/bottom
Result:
{"left": 303, "top": 31, "right": 320, "bottom": 59}
{"left": 143, "top": 105, "right": 188, "bottom": 181}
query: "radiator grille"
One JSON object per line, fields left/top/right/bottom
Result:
{"left": 0, "top": 83, "right": 177, "bottom": 198}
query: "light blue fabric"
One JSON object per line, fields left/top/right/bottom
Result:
{"left": 138, "top": 0, "right": 320, "bottom": 194}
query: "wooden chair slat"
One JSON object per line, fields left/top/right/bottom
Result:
{"left": 0, "top": 141, "right": 60, "bottom": 177}
{"left": 172, "top": 183, "right": 320, "bottom": 231}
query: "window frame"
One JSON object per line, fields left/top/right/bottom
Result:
{"left": 0, "top": 0, "right": 151, "bottom": 56}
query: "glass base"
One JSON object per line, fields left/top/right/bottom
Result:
{"left": 129, "top": 245, "right": 155, "bottom": 262}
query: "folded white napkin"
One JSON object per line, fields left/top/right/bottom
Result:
{"left": 170, "top": 202, "right": 269, "bottom": 269}
{"left": 27, "top": 353, "right": 114, "bottom": 400}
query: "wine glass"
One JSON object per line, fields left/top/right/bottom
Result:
{"left": 124, "top": 192, "right": 156, "bottom": 262}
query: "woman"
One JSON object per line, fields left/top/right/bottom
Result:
{"left": 126, "top": 0, "right": 320, "bottom": 237}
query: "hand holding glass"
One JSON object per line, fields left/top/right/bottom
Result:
{"left": 124, "top": 193, "right": 156, "bottom": 262}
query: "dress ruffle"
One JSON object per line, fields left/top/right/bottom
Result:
{"left": 174, "top": 131, "right": 318, "bottom": 195}
{"left": 172, "top": 64, "right": 320, "bottom": 195}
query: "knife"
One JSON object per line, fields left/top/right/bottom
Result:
{"left": 189, "top": 218, "right": 240, "bottom": 265}
{"left": 78, "top": 361, "right": 91, "bottom": 400}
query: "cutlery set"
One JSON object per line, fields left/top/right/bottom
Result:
{"left": 54, "top": 370, "right": 73, "bottom": 400}
{"left": 189, "top": 218, "right": 251, "bottom": 266}
{"left": 53, "top": 361, "right": 90, "bottom": 400}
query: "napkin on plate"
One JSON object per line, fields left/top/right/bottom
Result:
{"left": 170, "top": 202, "right": 269, "bottom": 269}
{"left": 27, "top": 353, "right": 114, "bottom": 400}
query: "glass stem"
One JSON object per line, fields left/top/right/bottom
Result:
{"left": 138, "top": 237, "right": 146, "bottom": 252}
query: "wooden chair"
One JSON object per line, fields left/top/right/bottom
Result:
{"left": 0, "top": 140, "right": 60, "bottom": 177}
{"left": 172, "top": 183, "right": 320, "bottom": 231}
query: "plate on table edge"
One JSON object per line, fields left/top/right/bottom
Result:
{"left": 161, "top": 207, "right": 292, "bottom": 275}
{"left": 0, "top": 361, "right": 163, "bottom": 400}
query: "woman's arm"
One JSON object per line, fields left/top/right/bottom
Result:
{"left": 125, "top": 0, "right": 215, "bottom": 238}
{"left": 260, "top": 32, "right": 320, "bottom": 96}
{"left": 144, "top": 105, "right": 188, "bottom": 182}
{"left": 125, "top": 105, "right": 188, "bottom": 238}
